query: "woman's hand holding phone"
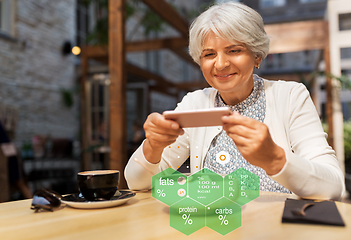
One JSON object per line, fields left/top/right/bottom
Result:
{"left": 143, "top": 107, "right": 232, "bottom": 164}
{"left": 142, "top": 112, "right": 184, "bottom": 164}
{"left": 222, "top": 112, "right": 286, "bottom": 175}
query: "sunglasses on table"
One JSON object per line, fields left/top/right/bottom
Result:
{"left": 30, "top": 188, "right": 138, "bottom": 212}
{"left": 31, "top": 189, "right": 62, "bottom": 212}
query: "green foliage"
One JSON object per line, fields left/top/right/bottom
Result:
{"left": 344, "top": 121, "right": 351, "bottom": 161}
{"left": 60, "top": 89, "right": 74, "bottom": 108}
{"left": 126, "top": 1, "right": 136, "bottom": 19}
{"left": 82, "top": 0, "right": 168, "bottom": 45}
{"left": 311, "top": 71, "right": 351, "bottom": 90}
{"left": 80, "top": 0, "right": 215, "bottom": 45}
{"left": 297, "top": 71, "right": 351, "bottom": 95}
{"left": 199, "top": 0, "right": 217, "bottom": 12}
{"left": 81, "top": 0, "right": 107, "bottom": 8}
{"left": 337, "top": 74, "right": 351, "bottom": 90}
{"left": 86, "top": 17, "right": 109, "bottom": 46}
{"left": 322, "top": 122, "right": 351, "bottom": 163}
{"left": 140, "top": 9, "right": 166, "bottom": 37}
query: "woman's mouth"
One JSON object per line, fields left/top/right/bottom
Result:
{"left": 215, "top": 73, "right": 235, "bottom": 79}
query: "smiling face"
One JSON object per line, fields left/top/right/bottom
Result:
{"left": 200, "top": 32, "right": 262, "bottom": 106}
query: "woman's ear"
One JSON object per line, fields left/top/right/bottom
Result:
{"left": 255, "top": 55, "right": 262, "bottom": 68}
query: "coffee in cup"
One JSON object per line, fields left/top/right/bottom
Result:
{"left": 77, "top": 170, "right": 120, "bottom": 201}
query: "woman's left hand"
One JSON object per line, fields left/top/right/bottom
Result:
{"left": 222, "top": 112, "right": 286, "bottom": 175}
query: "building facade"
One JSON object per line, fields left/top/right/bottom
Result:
{"left": 0, "top": 0, "right": 79, "bottom": 146}
{"left": 0, "top": 0, "right": 206, "bottom": 149}
{"left": 240, "top": 0, "right": 351, "bottom": 170}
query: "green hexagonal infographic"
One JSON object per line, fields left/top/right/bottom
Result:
{"left": 170, "top": 197, "right": 206, "bottom": 235}
{"left": 206, "top": 197, "right": 242, "bottom": 235}
{"left": 224, "top": 168, "right": 259, "bottom": 206}
{"left": 152, "top": 168, "right": 187, "bottom": 206}
{"left": 223, "top": 171, "right": 240, "bottom": 201}
{"left": 188, "top": 168, "right": 223, "bottom": 205}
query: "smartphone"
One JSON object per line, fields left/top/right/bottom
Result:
{"left": 163, "top": 107, "right": 232, "bottom": 128}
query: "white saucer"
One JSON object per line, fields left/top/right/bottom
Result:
{"left": 61, "top": 191, "right": 135, "bottom": 209}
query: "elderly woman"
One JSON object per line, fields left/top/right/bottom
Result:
{"left": 124, "top": 2, "right": 345, "bottom": 200}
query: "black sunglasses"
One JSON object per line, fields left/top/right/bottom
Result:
{"left": 31, "top": 189, "right": 62, "bottom": 212}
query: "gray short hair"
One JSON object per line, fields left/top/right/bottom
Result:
{"left": 189, "top": 2, "right": 270, "bottom": 65}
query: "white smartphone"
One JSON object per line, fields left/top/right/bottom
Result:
{"left": 163, "top": 107, "right": 232, "bottom": 128}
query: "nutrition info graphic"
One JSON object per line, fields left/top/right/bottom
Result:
{"left": 152, "top": 167, "right": 260, "bottom": 235}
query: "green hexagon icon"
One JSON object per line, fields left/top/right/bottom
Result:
{"left": 170, "top": 197, "right": 206, "bottom": 235}
{"left": 224, "top": 168, "right": 259, "bottom": 206}
{"left": 223, "top": 172, "right": 240, "bottom": 201}
{"left": 152, "top": 168, "right": 187, "bottom": 206}
{"left": 188, "top": 168, "right": 223, "bottom": 205}
{"left": 206, "top": 197, "right": 241, "bottom": 235}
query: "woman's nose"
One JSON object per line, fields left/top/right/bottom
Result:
{"left": 215, "top": 54, "right": 229, "bottom": 70}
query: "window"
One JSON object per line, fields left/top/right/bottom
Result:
{"left": 278, "top": 53, "right": 284, "bottom": 68}
{"left": 340, "top": 47, "right": 351, "bottom": 59}
{"left": 339, "top": 13, "right": 351, "bottom": 31}
{"left": 87, "top": 74, "right": 110, "bottom": 169}
{"left": 260, "top": 0, "right": 286, "bottom": 9}
{"left": 76, "top": 1, "right": 92, "bottom": 47}
{"left": 299, "top": 0, "right": 325, "bottom": 3}
{"left": 265, "top": 54, "right": 274, "bottom": 69}
{"left": 76, "top": 0, "right": 108, "bottom": 47}
{"left": 0, "top": 0, "right": 13, "bottom": 36}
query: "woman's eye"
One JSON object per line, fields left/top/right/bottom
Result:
{"left": 230, "top": 49, "right": 241, "bottom": 53}
{"left": 203, "top": 53, "right": 214, "bottom": 57}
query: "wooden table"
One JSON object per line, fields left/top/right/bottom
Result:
{"left": 0, "top": 191, "right": 350, "bottom": 240}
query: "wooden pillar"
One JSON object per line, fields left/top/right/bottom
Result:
{"left": 108, "top": 0, "right": 127, "bottom": 188}
{"left": 324, "top": 33, "right": 334, "bottom": 148}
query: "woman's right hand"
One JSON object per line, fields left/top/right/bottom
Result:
{"left": 142, "top": 112, "right": 184, "bottom": 164}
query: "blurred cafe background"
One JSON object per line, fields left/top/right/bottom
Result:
{"left": 1, "top": 0, "right": 351, "bottom": 202}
